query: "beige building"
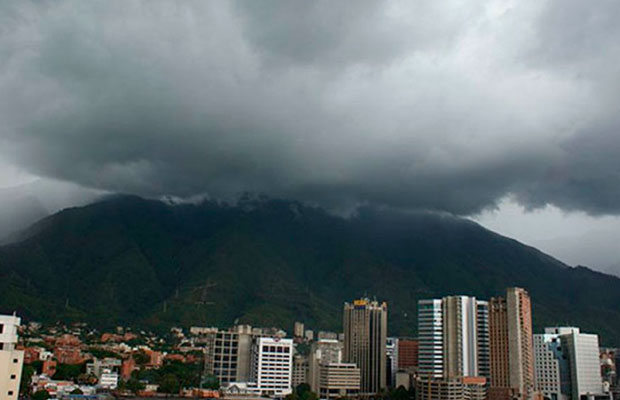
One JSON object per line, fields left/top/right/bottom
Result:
{"left": 292, "top": 354, "right": 309, "bottom": 388}
{"left": 309, "top": 339, "right": 343, "bottom": 393}
{"left": 318, "top": 363, "right": 361, "bottom": 400}
{"left": 415, "top": 376, "right": 486, "bottom": 400}
{"left": 488, "top": 287, "right": 535, "bottom": 400}
{"left": 343, "top": 298, "right": 388, "bottom": 395}
{"left": 0, "top": 314, "right": 23, "bottom": 400}
{"left": 203, "top": 325, "right": 255, "bottom": 385}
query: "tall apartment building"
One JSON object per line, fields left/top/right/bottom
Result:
{"left": 203, "top": 325, "right": 255, "bottom": 385}
{"left": 417, "top": 296, "right": 489, "bottom": 380}
{"left": 309, "top": 339, "right": 344, "bottom": 393}
{"left": 250, "top": 337, "right": 294, "bottom": 397}
{"left": 0, "top": 314, "right": 24, "bottom": 400}
{"left": 343, "top": 298, "right": 388, "bottom": 395}
{"left": 488, "top": 287, "right": 535, "bottom": 400}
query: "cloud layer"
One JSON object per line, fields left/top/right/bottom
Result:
{"left": 1, "top": 0, "right": 619, "bottom": 215}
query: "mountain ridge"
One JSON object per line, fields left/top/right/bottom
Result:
{"left": 1, "top": 195, "right": 619, "bottom": 344}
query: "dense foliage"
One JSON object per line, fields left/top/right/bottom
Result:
{"left": 1, "top": 196, "right": 620, "bottom": 343}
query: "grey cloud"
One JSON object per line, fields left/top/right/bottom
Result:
{"left": 1, "top": 0, "right": 620, "bottom": 216}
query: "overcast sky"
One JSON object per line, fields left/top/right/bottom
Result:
{"left": 1, "top": 1, "right": 619, "bottom": 273}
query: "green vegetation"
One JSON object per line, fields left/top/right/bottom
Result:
{"left": 32, "top": 390, "right": 50, "bottom": 400}
{"left": 52, "top": 363, "right": 86, "bottom": 381}
{"left": 1, "top": 196, "right": 620, "bottom": 343}
{"left": 88, "top": 347, "right": 122, "bottom": 359}
{"left": 286, "top": 383, "right": 318, "bottom": 400}
{"left": 132, "top": 360, "right": 202, "bottom": 392}
{"left": 20, "top": 364, "right": 36, "bottom": 395}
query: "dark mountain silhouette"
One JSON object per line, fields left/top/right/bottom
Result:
{"left": 1, "top": 195, "right": 619, "bottom": 344}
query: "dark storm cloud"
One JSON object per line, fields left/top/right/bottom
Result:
{"left": 1, "top": 0, "right": 619, "bottom": 215}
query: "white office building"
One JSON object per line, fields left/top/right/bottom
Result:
{"left": 534, "top": 328, "right": 576, "bottom": 400}
{"left": 560, "top": 328, "right": 605, "bottom": 400}
{"left": 98, "top": 368, "right": 119, "bottom": 389}
{"left": 534, "top": 327, "right": 606, "bottom": 400}
{"left": 0, "top": 314, "right": 24, "bottom": 400}
{"left": 250, "top": 337, "right": 294, "bottom": 397}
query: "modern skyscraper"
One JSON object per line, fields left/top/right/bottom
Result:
{"left": 442, "top": 296, "right": 489, "bottom": 379}
{"left": 0, "top": 314, "right": 23, "bottom": 400}
{"left": 343, "top": 298, "right": 388, "bottom": 395}
{"left": 418, "top": 299, "right": 443, "bottom": 379}
{"left": 417, "top": 296, "right": 489, "bottom": 380}
{"left": 488, "top": 287, "right": 535, "bottom": 400}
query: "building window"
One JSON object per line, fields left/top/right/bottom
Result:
{"left": 10, "top": 374, "right": 16, "bottom": 379}
{"left": 8, "top": 391, "right": 14, "bottom": 396}
{"left": 13, "top": 359, "right": 18, "bottom": 363}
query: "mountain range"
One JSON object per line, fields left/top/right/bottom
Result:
{"left": 1, "top": 195, "right": 619, "bottom": 345}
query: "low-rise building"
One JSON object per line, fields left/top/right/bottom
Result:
{"left": 318, "top": 363, "right": 360, "bottom": 400}
{"left": 415, "top": 376, "right": 486, "bottom": 400}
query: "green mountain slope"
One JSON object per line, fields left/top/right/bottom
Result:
{"left": 1, "top": 195, "right": 619, "bottom": 344}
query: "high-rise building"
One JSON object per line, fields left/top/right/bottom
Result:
{"left": 534, "top": 327, "right": 576, "bottom": 400}
{"left": 0, "top": 314, "right": 24, "bottom": 400}
{"left": 309, "top": 339, "right": 343, "bottom": 393}
{"left": 559, "top": 328, "right": 605, "bottom": 400}
{"left": 397, "top": 339, "right": 419, "bottom": 372}
{"left": 442, "top": 296, "right": 489, "bottom": 379}
{"left": 534, "top": 327, "right": 606, "bottom": 400}
{"left": 250, "top": 337, "right": 294, "bottom": 397}
{"left": 417, "top": 296, "right": 489, "bottom": 380}
{"left": 418, "top": 299, "right": 443, "bottom": 379}
{"left": 488, "top": 287, "right": 535, "bottom": 400}
{"left": 343, "top": 298, "right": 388, "bottom": 395}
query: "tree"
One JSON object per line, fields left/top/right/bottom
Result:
{"left": 286, "top": 383, "right": 318, "bottom": 400}
{"left": 52, "top": 363, "right": 85, "bottom": 381}
{"left": 20, "top": 364, "right": 35, "bottom": 395}
{"left": 132, "top": 350, "right": 150, "bottom": 366}
{"left": 125, "top": 378, "right": 146, "bottom": 394}
{"left": 158, "top": 373, "right": 180, "bottom": 394}
{"left": 71, "top": 387, "right": 84, "bottom": 395}
{"left": 201, "top": 374, "right": 220, "bottom": 390}
{"left": 32, "top": 390, "right": 51, "bottom": 400}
